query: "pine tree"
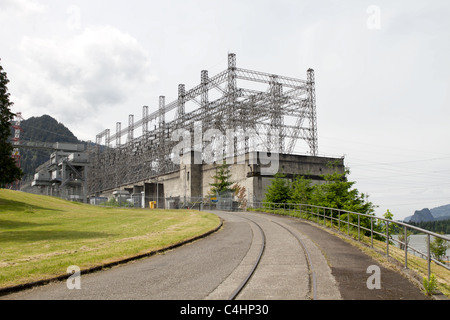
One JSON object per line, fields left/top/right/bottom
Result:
{"left": 209, "top": 163, "right": 235, "bottom": 196}
{"left": 311, "top": 168, "right": 375, "bottom": 215}
{"left": 0, "top": 59, "right": 23, "bottom": 187}
{"left": 263, "top": 172, "right": 291, "bottom": 207}
{"left": 289, "top": 175, "right": 313, "bottom": 204}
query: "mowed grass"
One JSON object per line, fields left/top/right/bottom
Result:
{"left": 0, "top": 189, "right": 220, "bottom": 289}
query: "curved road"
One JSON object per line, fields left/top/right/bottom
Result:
{"left": 1, "top": 210, "right": 428, "bottom": 300}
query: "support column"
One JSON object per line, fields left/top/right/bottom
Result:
{"left": 116, "top": 122, "right": 121, "bottom": 146}
{"left": 105, "top": 129, "right": 110, "bottom": 148}
{"left": 159, "top": 96, "right": 166, "bottom": 137}
{"left": 128, "top": 114, "right": 134, "bottom": 143}
{"left": 307, "top": 68, "right": 318, "bottom": 156}
{"left": 227, "top": 53, "right": 237, "bottom": 159}
{"left": 269, "top": 75, "right": 283, "bottom": 153}
{"left": 177, "top": 84, "right": 185, "bottom": 124}
{"left": 142, "top": 105, "right": 149, "bottom": 139}
{"left": 158, "top": 96, "right": 166, "bottom": 175}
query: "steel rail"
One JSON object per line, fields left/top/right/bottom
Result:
{"left": 227, "top": 213, "right": 318, "bottom": 300}
{"left": 228, "top": 215, "right": 266, "bottom": 300}
{"left": 272, "top": 220, "right": 317, "bottom": 300}
{"left": 248, "top": 201, "right": 450, "bottom": 280}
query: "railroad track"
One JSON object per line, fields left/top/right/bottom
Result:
{"left": 221, "top": 212, "right": 318, "bottom": 300}
{"left": 228, "top": 217, "right": 266, "bottom": 300}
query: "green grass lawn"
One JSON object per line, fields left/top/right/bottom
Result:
{"left": 0, "top": 189, "right": 220, "bottom": 289}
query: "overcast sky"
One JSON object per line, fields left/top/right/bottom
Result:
{"left": 1, "top": 0, "right": 450, "bottom": 220}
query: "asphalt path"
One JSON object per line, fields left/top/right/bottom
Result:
{"left": 2, "top": 212, "right": 250, "bottom": 300}
{"left": 264, "top": 213, "right": 430, "bottom": 300}
{"left": 1, "top": 210, "right": 430, "bottom": 300}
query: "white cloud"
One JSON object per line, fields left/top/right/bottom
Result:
{"left": 15, "top": 25, "right": 157, "bottom": 140}
{"left": 0, "top": 0, "right": 45, "bottom": 16}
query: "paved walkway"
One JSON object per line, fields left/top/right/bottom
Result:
{"left": 268, "top": 213, "right": 430, "bottom": 300}
{"left": 0, "top": 210, "right": 433, "bottom": 300}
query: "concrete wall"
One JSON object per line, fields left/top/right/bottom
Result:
{"left": 94, "top": 151, "right": 345, "bottom": 206}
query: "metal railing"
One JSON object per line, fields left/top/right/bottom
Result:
{"left": 246, "top": 201, "right": 450, "bottom": 280}
{"left": 89, "top": 195, "right": 449, "bottom": 280}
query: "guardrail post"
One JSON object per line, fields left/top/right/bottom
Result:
{"left": 404, "top": 225, "right": 408, "bottom": 269}
{"left": 330, "top": 209, "right": 333, "bottom": 228}
{"left": 386, "top": 221, "right": 389, "bottom": 257}
{"left": 358, "top": 215, "right": 361, "bottom": 241}
{"left": 338, "top": 210, "right": 340, "bottom": 231}
{"left": 347, "top": 213, "right": 350, "bottom": 235}
{"left": 427, "top": 234, "right": 431, "bottom": 281}
{"left": 317, "top": 207, "right": 320, "bottom": 224}
{"left": 370, "top": 217, "right": 374, "bottom": 248}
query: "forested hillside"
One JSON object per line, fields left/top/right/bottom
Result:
{"left": 404, "top": 204, "right": 450, "bottom": 223}
{"left": 407, "top": 219, "right": 450, "bottom": 234}
{"left": 10, "top": 115, "right": 82, "bottom": 180}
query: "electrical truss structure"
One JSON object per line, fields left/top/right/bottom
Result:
{"left": 9, "top": 112, "right": 23, "bottom": 190}
{"left": 89, "top": 53, "right": 318, "bottom": 195}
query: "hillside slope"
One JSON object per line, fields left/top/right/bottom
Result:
{"left": 0, "top": 189, "right": 220, "bottom": 289}
{"left": 10, "top": 115, "right": 82, "bottom": 180}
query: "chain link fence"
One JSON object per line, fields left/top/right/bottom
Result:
{"left": 89, "top": 194, "right": 243, "bottom": 211}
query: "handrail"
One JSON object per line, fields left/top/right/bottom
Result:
{"left": 246, "top": 201, "right": 450, "bottom": 281}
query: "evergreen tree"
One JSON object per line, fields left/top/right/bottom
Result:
{"left": 311, "top": 168, "right": 375, "bottom": 215}
{"left": 263, "top": 172, "right": 291, "bottom": 207}
{"left": 289, "top": 175, "right": 313, "bottom": 204}
{"left": 408, "top": 219, "right": 450, "bottom": 234}
{"left": 209, "top": 162, "right": 235, "bottom": 195}
{"left": 310, "top": 166, "right": 377, "bottom": 236}
{"left": 382, "top": 209, "right": 397, "bottom": 238}
{"left": 0, "top": 59, "right": 23, "bottom": 186}
{"left": 427, "top": 234, "right": 450, "bottom": 263}
{"left": 262, "top": 163, "right": 379, "bottom": 235}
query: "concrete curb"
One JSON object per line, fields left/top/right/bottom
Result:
{"left": 0, "top": 218, "right": 223, "bottom": 297}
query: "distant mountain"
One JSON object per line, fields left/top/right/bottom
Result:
{"left": 431, "top": 204, "right": 450, "bottom": 221}
{"left": 9, "top": 114, "right": 82, "bottom": 180}
{"left": 407, "top": 208, "right": 435, "bottom": 223}
{"left": 404, "top": 204, "right": 450, "bottom": 223}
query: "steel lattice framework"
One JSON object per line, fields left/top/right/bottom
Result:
{"left": 89, "top": 53, "right": 318, "bottom": 194}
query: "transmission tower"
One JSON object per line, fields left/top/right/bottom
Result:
{"left": 10, "top": 112, "right": 23, "bottom": 190}
{"left": 89, "top": 53, "right": 318, "bottom": 195}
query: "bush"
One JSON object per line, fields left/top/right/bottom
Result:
{"left": 423, "top": 274, "right": 438, "bottom": 296}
